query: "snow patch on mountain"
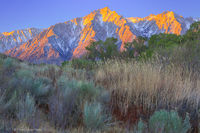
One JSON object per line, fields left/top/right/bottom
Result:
{"left": 0, "top": 28, "right": 42, "bottom": 52}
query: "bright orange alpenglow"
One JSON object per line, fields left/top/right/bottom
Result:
{"left": 73, "top": 7, "right": 135, "bottom": 57}
{"left": 128, "top": 11, "right": 182, "bottom": 35}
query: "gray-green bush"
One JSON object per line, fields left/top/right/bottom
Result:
{"left": 3, "top": 58, "right": 18, "bottom": 70}
{"left": 149, "top": 110, "right": 191, "bottom": 133}
{"left": 57, "top": 76, "right": 101, "bottom": 102}
{"left": 83, "top": 102, "right": 111, "bottom": 130}
{"left": 133, "top": 119, "right": 147, "bottom": 133}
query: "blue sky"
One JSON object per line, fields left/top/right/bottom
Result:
{"left": 0, "top": 0, "right": 199, "bottom": 32}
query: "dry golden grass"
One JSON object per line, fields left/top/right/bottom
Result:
{"left": 61, "top": 66, "right": 92, "bottom": 81}
{"left": 95, "top": 59, "right": 200, "bottom": 114}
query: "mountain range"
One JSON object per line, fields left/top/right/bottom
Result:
{"left": 1, "top": 7, "right": 199, "bottom": 64}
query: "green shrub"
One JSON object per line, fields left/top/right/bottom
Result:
{"left": 1, "top": 72, "right": 50, "bottom": 117}
{"left": 57, "top": 77, "right": 101, "bottom": 102}
{"left": 31, "top": 77, "right": 53, "bottom": 98}
{"left": 140, "top": 33, "right": 181, "bottom": 60}
{"left": 76, "top": 81, "right": 101, "bottom": 101}
{"left": 3, "top": 58, "right": 18, "bottom": 69}
{"left": 1, "top": 90, "right": 18, "bottom": 116}
{"left": 86, "top": 37, "right": 119, "bottom": 61}
{"left": 133, "top": 119, "right": 147, "bottom": 133}
{"left": 83, "top": 102, "right": 110, "bottom": 130}
{"left": 97, "top": 90, "right": 111, "bottom": 105}
{"left": 123, "top": 36, "right": 148, "bottom": 59}
{"left": 183, "top": 22, "right": 200, "bottom": 42}
{"left": 11, "top": 69, "right": 34, "bottom": 92}
{"left": 189, "top": 21, "right": 200, "bottom": 32}
{"left": 9, "top": 69, "right": 52, "bottom": 102}
{"left": 148, "top": 33, "right": 181, "bottom": 49}
{"left": 62, "top": 58, "right": 96, "bottom": 70}
{"left": 2, "top": 58, "right": 18, "bottom": 75}
{"left": 149, "top": 110, "right": 191, "bottom": 133}
{"left": 15, "top": 69, "right": 34, "bottom": 78}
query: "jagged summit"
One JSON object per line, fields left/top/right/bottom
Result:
{"left": 127, "top": 11, "right": 180, "bottom": 23}
{"left": 161, "top": 10, "right": 176, "bottom": 15}
{"left": 98, "top": 7, "right": 112, "bottom": 14}
{"left": 99, "top": 6, "right": 111, "bottom": 11}
{"left": 1, "top": 8, "right": 198, "bottom": 64}
{"left": 127, "top": 11, "right": 194, "bottom": 36}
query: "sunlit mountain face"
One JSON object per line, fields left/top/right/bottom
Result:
{"left": 2, "top": 7, "right": 198, "bottom": 64}
{"left": 127, "top": 11, "right": 194, "bottom": 36}
{"left": 0, "top": 28, "right": 42, "bottom": 52}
